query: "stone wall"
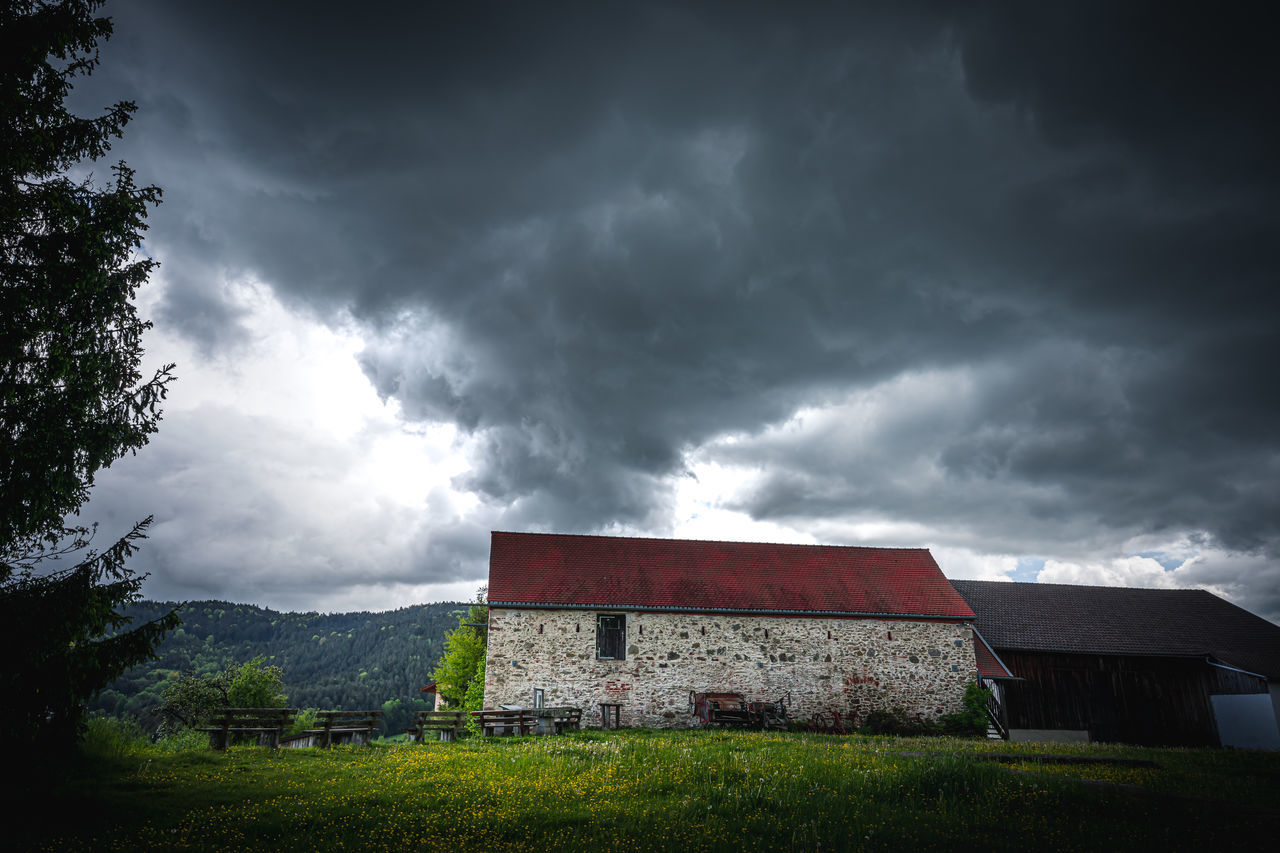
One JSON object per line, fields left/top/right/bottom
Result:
{"left": 484, "top": 607, "right": 975, "bottom": 728}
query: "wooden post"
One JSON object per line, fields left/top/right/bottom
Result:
{"left": 217, "top": 714, "right": 231, "bottom": 750}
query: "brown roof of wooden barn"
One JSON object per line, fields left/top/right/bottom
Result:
{"left": 952, "top": 579, "right": 1280, "bottom": 679}
{"left": 489, "top": 531, "right": 976, "bottom": 620}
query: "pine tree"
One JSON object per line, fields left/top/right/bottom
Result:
{"left": 1, "top": 0, "right": 178, "bottom": 756}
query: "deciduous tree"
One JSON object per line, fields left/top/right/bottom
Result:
{"left": 430, "top": 588, "right": 488, "bottom": 710}
{"left": 156, "top": 657, "right": 288, "bottom": 737}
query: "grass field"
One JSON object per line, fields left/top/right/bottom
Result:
{"left": 25, "top": 727, "right": 1280, "bottom": 851}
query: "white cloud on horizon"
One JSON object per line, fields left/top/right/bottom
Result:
{"left": 86, "top": 270, "right": 490, "bottom": 611}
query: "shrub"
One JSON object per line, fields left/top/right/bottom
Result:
{"left": 154, "top": 728, "right": 210, "bottom": 752}
{"left": 860, "top": 682, "right": 993, "bottom": 737}
{"left": 937, "top": 681, "right": 992, "bottom": 736}
{"left": 81, "top": 715, "right": 150, "bottom": 759}
{"left": 860, "top": 706, "right": 935, "bottom": 736}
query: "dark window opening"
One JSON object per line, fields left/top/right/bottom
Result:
{"left": 596, "top": 614, "right": 626, "bottom": 660}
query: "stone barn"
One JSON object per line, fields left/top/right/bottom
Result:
{"left": 483, "top": 531, "right": 981, "bottom": 728}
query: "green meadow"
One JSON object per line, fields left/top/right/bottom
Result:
{"left": 27, "top": 727, "right": 1280, "bottom": 852}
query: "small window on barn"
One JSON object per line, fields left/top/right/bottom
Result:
{"left": 533, "top": 688, "right": 545, "bottom": 709}
{"left": 596, "top": 614, "right": 626, "bottom": 660}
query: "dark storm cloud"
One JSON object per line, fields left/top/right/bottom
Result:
{"left": 957, "top": 3, "right": 1280, "bottom": 187}
{"left": 76, "top": 2, "right": 1279, "bottom": 613}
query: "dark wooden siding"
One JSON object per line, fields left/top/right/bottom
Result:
{"left": 998, "top": 651, "right": 1268, "bottom": 747}
{"left": 1207, "top": 663, "right": 1270, "bottom": 695}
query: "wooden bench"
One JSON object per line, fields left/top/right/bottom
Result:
{"left": 407, "top": 710, "right": 466, "bottom": 742}
{"left": 471, "top": 708, "right": 535, "bottom": 737}
{"left": 198, "top": 707, "right": 297, "bottom": 750}
{"left": 531, "top": 706, "right": 582, "bottom": 735}
{"left": 307, "top": 710, "right": 384, "bottom": 747}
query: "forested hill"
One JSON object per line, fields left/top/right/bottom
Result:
{"left": 93, "top": 600, "right": 464, "bottom": 734}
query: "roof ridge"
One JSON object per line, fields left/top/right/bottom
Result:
{"left": 952, "top": 578, "right": 1214, "bottom": 596}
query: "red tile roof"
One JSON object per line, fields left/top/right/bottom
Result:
{"left": 972, "top": 629, "right": 1017, "bottom": 679}
{"left": 488, "top": 532, "right": 976, "bottom": 620}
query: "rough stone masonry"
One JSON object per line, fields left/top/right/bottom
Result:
{"left": 484, "top": 607, "right": 976, "bottom": 728}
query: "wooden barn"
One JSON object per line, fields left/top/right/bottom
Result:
{"left": 952, "top": 580, "right": 1280, "bottom": 749}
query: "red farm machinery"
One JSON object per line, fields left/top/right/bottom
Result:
{"left": 690, "top": 691, "right": 790, "bottom": 730}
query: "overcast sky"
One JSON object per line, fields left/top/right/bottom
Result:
{"left": 66, "top": 1, "right": 1280, "bottom": 621}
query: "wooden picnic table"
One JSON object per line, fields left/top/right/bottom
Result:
{"left": 198, "top": 707, "right": 297, "bottom": 750}
{"left": 306, "top": 709, "right": 384, "bottom": 747}
{"left": 471, "top": 708, "right": 535, "bottom": 737}
{"left": 470, "top": 707, "right": 583, "bottom": 737}
{"left": 528, "top": 706, "right": 583, "bottom": 735}
{"left": 408, "top": 710, "right": 466, "bottom": 742}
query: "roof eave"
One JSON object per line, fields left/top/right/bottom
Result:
{"left": 1204, "top": 656, "right": 1270, "bottom": 681}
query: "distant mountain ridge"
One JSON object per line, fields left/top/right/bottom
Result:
{"left": 93, "top": 599, "right": 465, "bottom": 734}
